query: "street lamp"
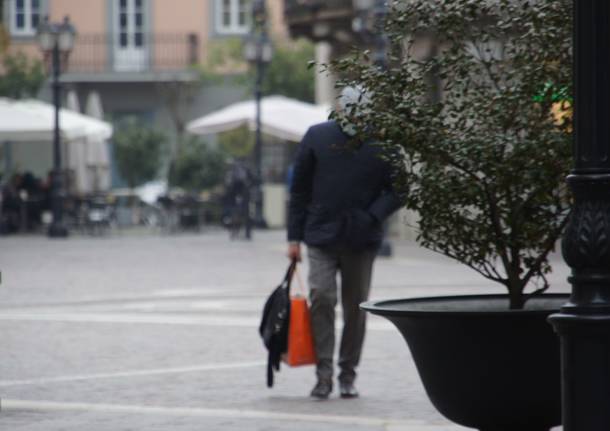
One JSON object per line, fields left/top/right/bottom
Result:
{"left": 244, "top": 0, "right": 273, "bottom": 229}
{"left": 548, "top": 1, "right": 610, "bottom": 429}
{"left": 37, "top": 16, "right": 76, "bottom": 238}
{"left": 371, "top": 0, "right": 389, "bottom": 68}
{"left": 352, "top": 0, "right": 393, "bottom": 256}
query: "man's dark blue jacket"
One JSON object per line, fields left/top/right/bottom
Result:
{"left": 287, "top": 120, "right": 402, "bottom": 249}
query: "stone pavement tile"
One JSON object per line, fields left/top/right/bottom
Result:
{"left": 385, "top": 425, "right": 467, "bottom": 431}
{"left": 0, "top": 230, "right": 571, "bottom": 309}
{"left": 0, "top": 399, "right": 440, "bottom": 431}
{"left": 0, "top": 317, "right": 451, "bottom": 428}
{"left": 0, "top": 321, "right": 266, "bottom": 383}
{"left": 0, "top": 230, "right": 571, "bottom": 431}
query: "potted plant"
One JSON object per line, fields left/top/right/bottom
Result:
{"left": 331, "top": 0, "right": 572, "bottom": 430}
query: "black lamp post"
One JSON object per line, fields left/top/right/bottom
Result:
{"left": 548, "top": 1, "right": 610, "bottom": 430}
{"left": 353, "top": 0, "right": 393, "bottom": 257}
{"left": 371, "top": 0, "right": 389, "bottom": 68}
{"left": 244, "top": 0, "right": 272, "bottom": 229}
{"left": 37, "top": 16, "right": 75, "bottom": 238}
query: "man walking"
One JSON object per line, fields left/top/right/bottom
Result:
{"left": 224, "top": 160, "right": 253, "bottom": 239}
{"left": 287, "top": 87, "right": 401, "bottom": 399}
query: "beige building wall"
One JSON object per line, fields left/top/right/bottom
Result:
{"left": 153, "top": 0, "right": 208, "bottom": 36}
{"left": 50, "top": 0, "right": 108, "bottom": 72}
{"left": 152, "top": 0, "right": 210, "bottom": 68}
{"left": 267, "top": 0, "right": 287, "bottom": 39}
{"left": 49, "top": 0, "right": 106, "bottom": 33}
{"left": 4, "top": 0, "right": 291, "bottom": 68}
{"left": 7, "top": 42, "right": 40, "bottom": 60}
{"left": 6, "top": 0, "right": 107, "bottom": 69}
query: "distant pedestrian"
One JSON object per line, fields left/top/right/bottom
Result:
{"left": 224, "top": 160, "right": 253, "bottom": 240}
{"left": 287, "top": 86, "right": 402, "bottom": 399}
{"left": 285, "top": 163, "right": 294, "bottom": 190}
{"left": 0, "top": 173, "right": 24, "bottom": 234}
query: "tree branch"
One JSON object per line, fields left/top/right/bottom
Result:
{"left": 520, "top": 215, "right": 570, "bottom": 287}
{"left": 426, "top": 244, "right": 506, "bottom": 285}
{"left": 525, "top": 272, "right": 550, "bottom": 303}
{"left": 483, "top": 260, "right": 504, "bottom": 281}
{"left": 483, "top": 183, "right": 512, "bottom": 275}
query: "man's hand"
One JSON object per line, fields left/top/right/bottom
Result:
{"left": 287, "top": 242, "right": 302, "bottom": 262}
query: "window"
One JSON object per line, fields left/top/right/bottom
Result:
{"left": 216, "top": 0, "right": 250, "bottom": 35}
{"left": 117, "top": 0, "right": 144, "bottom": 48}
{"left": 114, "top": 0, "right": 148, "bottom": 72}
{"left": 10, "top": 0, "right": 41, "bottom": 36}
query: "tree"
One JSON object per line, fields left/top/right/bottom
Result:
{"left": 206, "top": 37, "right": 248, "bottom": 75}
{"left": 156, "top": 77, "right": 203, "bottom": 158}
{"left": 0, "top": 9, "right": 9, "bottom": 55}
{"left": 207, "top": 37, "right": 316, "bottom": 102}
{"left": 332, "top": 0, "right": 572, "bottom": 309}
{"left": 218, "top": 125, "right": 255, "bottom": 159}
{"left": 259, "top": 39, "right": 315, "bottom": 103}
{"left": 113, "top": 119, "right": 167, "bottom": 189}
{"left": 168, "top": 137, "right": 227, "bottom": 192}
{"left": 157, "top": 38, "right": 243, "bottom": 163}
{"left": 0, "top": 52, "right": 45, "bottom": 99}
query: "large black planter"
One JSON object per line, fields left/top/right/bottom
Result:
{"left": 362, "top": 294, "right": 568, "bottom": 431}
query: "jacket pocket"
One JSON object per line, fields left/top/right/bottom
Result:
{"left": 304, "top": 204, "right": 343, "bottom": 245}
{"left": 342, "top": 209, "right": 382, "bottom": 248}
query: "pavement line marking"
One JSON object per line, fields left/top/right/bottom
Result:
{"left": 0, "top": 312, "right": 258, "bottom": 326}
{"left": 0, "top": 399, "right": 462, "bottom": 429}
{"left": 0, "top": 289, "right": 261, "bottom": 312}
{"left": 152, "top": 288, "right": 254, "bottom": 297}
{"left": 0, "top": 361, "right": 266, "bottom": 387}
{"left": 0, "top": 312, "right": 395, "bottom": 331}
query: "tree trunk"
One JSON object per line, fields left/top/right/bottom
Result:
{"left": 507, "top": 277, "right": 526, "bottom": 310}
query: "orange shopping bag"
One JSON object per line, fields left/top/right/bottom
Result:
{"left": 284, "top": 268, "right": 317, "bottom": 367}
{"left": 285, "top": 296, "right": 317, "bottom": 366}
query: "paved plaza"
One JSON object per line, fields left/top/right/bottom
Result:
{"left": 0, "top": 229, "right": 570, "bottom": 430}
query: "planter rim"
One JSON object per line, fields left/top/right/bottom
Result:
{"left": 361, "top": 293, "right": 570, "bottom": 317}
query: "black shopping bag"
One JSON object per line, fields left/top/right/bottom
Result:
{"left": 259, "top": 260, "right": 296, "bottom": 387}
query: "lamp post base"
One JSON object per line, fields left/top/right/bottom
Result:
{"left": 377, "top": 240, "right": 392, "bottom": 257}
{"left": 252, "top": 214, "right": 267, "bottom": 229}
{"left": 549, "top": 310, "right": 610, "bottom": 431}
{"left": 48, "top": 223, "right": 68, "bottom": 238}
{"left": 377, "top": 223, "right": 393, "bottom": 257}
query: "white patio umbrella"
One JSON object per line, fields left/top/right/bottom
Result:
{"left": 0, "top": 98, "right": 112, "bottom": 142}
{"left": 84, "top": 91, "right": 111, "bottom": 191}
{"left": 19, "top": 99, "right": 113, "bottom": 141}
{"left": 0, "top": 98, "right": 61, "bottom": 141}
{"left": 66, "top": 89, "right": 81, "bottom": 113}
{"left": 84, "top": 92, "right": 111, "bottom": 166}
{"left": 85, "top": 91, "right": 104, "bottom": 120}
{"left": 0, "top": 98, "right": 113, "bottom": 193}
{"left": 186, "top": 95, "right": 331, "bottom": 142}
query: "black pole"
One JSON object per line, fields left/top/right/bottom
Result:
{"left": 251, "top": 0, "right": 267, "bottom": 230}
{"left": 48, "top": 40, "right": 68, "bottom": 238}
{"left": 548, "top": 1, "right": 610, "bottom": 429}
{"left": 253, "top": 36, "right": 266, "bottom": 229}
{"left": 373, "top": 0, "right": 393, "bottom": 257}
{"left": 372, "top": 0, "right": 388, "bottom": 69}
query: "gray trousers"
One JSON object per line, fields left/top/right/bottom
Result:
{"left": 307, "top": 245, "right": 376, "bottom": 383}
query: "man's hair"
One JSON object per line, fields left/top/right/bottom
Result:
{"left": 337, "top": 86, "right": 370, "bottom": 112}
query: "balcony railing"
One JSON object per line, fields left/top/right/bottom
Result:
{"left": 65, "top": 33, "right": 200, "bottom": 75}
{"left": 284, "top": 0, "right": 354, "bottom": 41}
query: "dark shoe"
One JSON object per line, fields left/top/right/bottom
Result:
{"left": 310, "top": 379, "right": 333, "bottom": 399}
{"left": 339, "top": 381, "right": 359, "bottom": 399}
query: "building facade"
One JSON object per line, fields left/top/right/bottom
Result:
{"left": 1, "top": 0, "right": 288, "bottom": 187}
{"left": 4, "top": 0, "right": 286, "bottom": 73}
